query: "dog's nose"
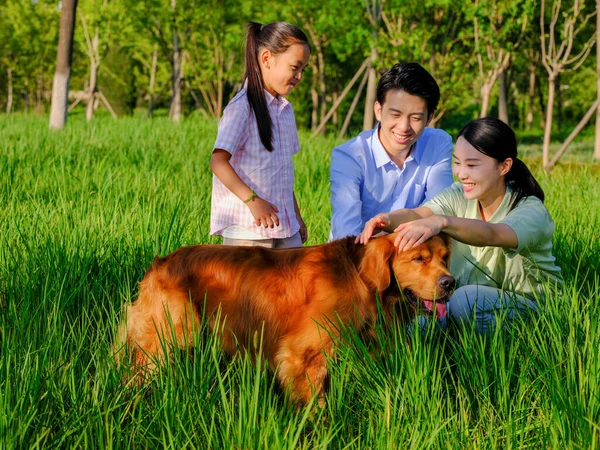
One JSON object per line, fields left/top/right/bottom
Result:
{"left": 437, "top": 275, "right": 455, "bottom": 291}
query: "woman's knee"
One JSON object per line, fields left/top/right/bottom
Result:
{"left": 446, "top": 286, "right": 477, "bottom": 323}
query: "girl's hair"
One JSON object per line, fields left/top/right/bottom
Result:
{"left": 457, "top": 117, "right": 544, "bottom": 210}
{"left": 245, "top": 22, "right": 309, "bottom": 152}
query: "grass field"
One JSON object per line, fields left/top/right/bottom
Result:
{"left": 1, "top": 115, "right": 599, "bottom": 448}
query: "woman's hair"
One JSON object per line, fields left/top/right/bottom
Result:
{"left": 457, "top": 117, "right": 544, "bottom": 209}
{"left": 245, "top": 22, "right": 309, "bottom": 151}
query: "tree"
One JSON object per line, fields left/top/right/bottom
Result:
{"left": 363, "top": 0, "right": 382, "bottom": 131}
{"left": 76, "top": 0, "right": 121, "bottom": 120}
{"left": 469, "top": 0, "right": 533, "bottom": 119}
{"left": 49, "top": 0, "right": 78, "bottom": 129}
{"left": 540, "top": 0, "right": 596, "bottom": 167}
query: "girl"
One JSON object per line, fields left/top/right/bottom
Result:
{"left": 210, "top": 22, "right": 310, "bottom": 248}
{"left": 357, "top": 117, "right": 562, "bottom": 334}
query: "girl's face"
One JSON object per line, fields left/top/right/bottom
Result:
{"left": 260, "top": 43, "right": 310, "bottom": 97}
{"left": 452, "top": 136, "right": 512, "bottom": 203}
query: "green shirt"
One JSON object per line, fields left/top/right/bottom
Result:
{"left": 424, "top": 182, "right": 562, "bottom": 299}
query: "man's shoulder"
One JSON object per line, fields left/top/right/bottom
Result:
{"left": 420, "top": 127, "right": 453, "bottom": 144}
{"left": 332, "top": 128, "right": 376, "bottom": 158}
{"left": 417, "top": 127, "right": 453, "bottom": 162}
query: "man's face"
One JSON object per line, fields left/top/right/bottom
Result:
{"left": 374, "top": 89, "right": 431, "bottom": 156}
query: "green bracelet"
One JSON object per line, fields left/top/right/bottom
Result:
{"left": 243, "top": 190, "right": 257, "bottom": 204}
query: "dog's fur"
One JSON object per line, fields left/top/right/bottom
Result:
{"left": 114, "top": 232, "right": 454, "bottom": 404}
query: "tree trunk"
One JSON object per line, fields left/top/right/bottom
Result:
{"left": 169, "top": 0, "right": 182, "bottom": 123}
{"left": 363, "top": 47, "right": 377, "bottom": 131}
{"left": 542, "top": 75, "right": 556, "bottom": 168}
{"left": 332, "top": 92, "right": 339, "bottom": 127}
{"left": 147, "top": 46, "right": 158, "bottom": 117}
{"left": 480, "top": 82, "right": 491, "bottom": 118}
{"left": 537, "top": 78, "right": 546, "bottom": 130}
{"left": 6, "top": 68, "right": 13, "bottom": 114}
{"left": 85, "top": 29, "right": 99, "bottom": 121}
{"left": 340, "top": 68, "right": 369, "bottom": 139}
{"left": 555, "top": 74, "right": 562, "bottom": 133}
{"left": 498, "top": 69, "right": 508, "bottom": 124}
{"left": 310, "top": 67, "right": 318, "bottom": 131}
{"left": 49, "top": 0, "right": 78, "bottom": 129}
{"left": 36, "top": 73, "right": 44, "bottom": 115}
{"left": 547, "top": 98, "right": 600, "bottom": 169}
{"left": 595, "top": 0, "right": 600, "bottom": 159}
{"left": 526, "top": 63, "right": 536, "bottom": 130}
{"left": 317, "top": 47, "right": 326, "bottom": 125}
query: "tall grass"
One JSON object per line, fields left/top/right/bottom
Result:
{"left": 0, "top": 115, "right": 599, "bottom": 448}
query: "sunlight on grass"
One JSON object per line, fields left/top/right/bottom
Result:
{"left": 0, "top": 115, "right": 599, "bottom": 448}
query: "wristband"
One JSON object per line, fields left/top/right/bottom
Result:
{"left": 243, "top": 190, "right": 257, "bottom": 204}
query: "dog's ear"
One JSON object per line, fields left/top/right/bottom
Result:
{"left": 359, "top": 235, "right": 395, "bottom": 292}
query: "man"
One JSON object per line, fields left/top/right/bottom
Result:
{"left": 329, "top": 62, "right": 454, "bottom": 240}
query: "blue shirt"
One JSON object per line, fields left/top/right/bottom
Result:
{"left": 329, "top": 126, "right": 454, "bottom": 240}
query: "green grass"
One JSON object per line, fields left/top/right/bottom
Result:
{"left": 0, "top": 115, "right": 599, "bottom": 448}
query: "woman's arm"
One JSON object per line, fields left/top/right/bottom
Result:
{"left": 393, "top": 214, "right": 519, "bottom": 252}
{"left": 356, "top": 206, "right": 434, "bottom": 244}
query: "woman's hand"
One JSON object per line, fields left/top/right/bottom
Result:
{"left": 247, "top": 197, "right": 280, "bottom": 228}
{"left": 355, "top": 213, "right": 391, "bottom": 244}
{"left": 393, "top": 215, "right": 446, "bottom": 251}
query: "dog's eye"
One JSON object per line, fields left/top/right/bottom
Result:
{"left": 412, "top": 256, "right": 425, "bottom": 263}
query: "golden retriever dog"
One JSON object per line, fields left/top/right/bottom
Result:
{"left": 113, "top": 232, "right": 454, "bottom": 404}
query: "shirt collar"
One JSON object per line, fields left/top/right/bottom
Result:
{"left": 371, "top": 123, "right": 424, "bottom": 169}
{"left": 243, "top": 79, "right": 289, "bottom": 110}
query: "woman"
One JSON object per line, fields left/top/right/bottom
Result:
{"left": 357, "top": 117, "right": 562, "bottom": 334}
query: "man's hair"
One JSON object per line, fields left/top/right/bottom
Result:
{"left": 376, "top": 62, "right": 440, "bottom": 116}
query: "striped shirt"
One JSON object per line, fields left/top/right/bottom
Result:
{"left": 210, "top": 87, "right": 300, "bottom": 239}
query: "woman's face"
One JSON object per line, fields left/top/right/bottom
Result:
{"left": 452, "top": 136, "right": 511, "bottom": 202}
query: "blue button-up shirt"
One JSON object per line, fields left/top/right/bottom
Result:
{"left": 329, "top": 125, "right": 454, "bottom": 240}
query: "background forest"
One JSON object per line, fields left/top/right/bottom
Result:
{"left": 1, "top": 0, "right": 599, "bottom": 165}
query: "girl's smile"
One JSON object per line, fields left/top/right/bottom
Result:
{"left": 261, "top": 43, "right": 310, "bottom": 97}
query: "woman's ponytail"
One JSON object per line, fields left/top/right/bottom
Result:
{"left": 506, "top": 157, "right": 545, "bottom": 209}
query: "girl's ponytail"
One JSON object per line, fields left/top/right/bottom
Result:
{"left": 245, "top": 22, "right": 273, "bottom": 151}
{"left": 243, "top": 22, "right": 309, "bottom": 152}
{"left": 506, "top": 157, "right": 545, "bottom": 209}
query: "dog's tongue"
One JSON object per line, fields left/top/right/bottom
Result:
{"left": 422, "top": 300, "right": 447, "bottom": 319}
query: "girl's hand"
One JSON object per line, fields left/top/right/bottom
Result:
{"left": 355, "top": 213, "right": 391, "bottom": 244}
{"left": 297, "top": 216, "right": 308, "bottom": 243}
{"left": 393, "top": 215, "right": 446, "bottom": 252}
{"left": 247, "top": 197, "right": 280, "bottom": 228}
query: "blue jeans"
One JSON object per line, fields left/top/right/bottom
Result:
{"left": 414, "top": 285, "right": 539, "bottom": 336}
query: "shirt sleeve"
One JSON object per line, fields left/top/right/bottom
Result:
{"left": 422, "top": 133, "right": 454, "bottom": 203}
{"left": 423, "top": 182, "right": 464, "bottom": 217}
{"left": 499, "top": 197, "right": 554, "bottom": 256}
{"left": 330, "top": 146, "right": 364, "bottom": 240}
{"left": 213, "top": 99, "right": 250, "bottom": 156}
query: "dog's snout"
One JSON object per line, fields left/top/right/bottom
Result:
{"left": 437, "top": 275, "right": 455, "bottom": 291}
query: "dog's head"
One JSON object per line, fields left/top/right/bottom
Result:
{"left": 359, "top": 232, "right": 455, "bottom": 316}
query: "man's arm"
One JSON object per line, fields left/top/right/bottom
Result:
{"left": 422, "top": 133, "right": 454, "bottom": 203}
{"left": 330, "top": 148, "right": 364, "bottom": 240}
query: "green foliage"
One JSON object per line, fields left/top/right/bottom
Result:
{"left": 0, "top": 116, "right": 599, "bottom": 448}
{"left": 0, "top": 0, "right": 598, "bottom": 138}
